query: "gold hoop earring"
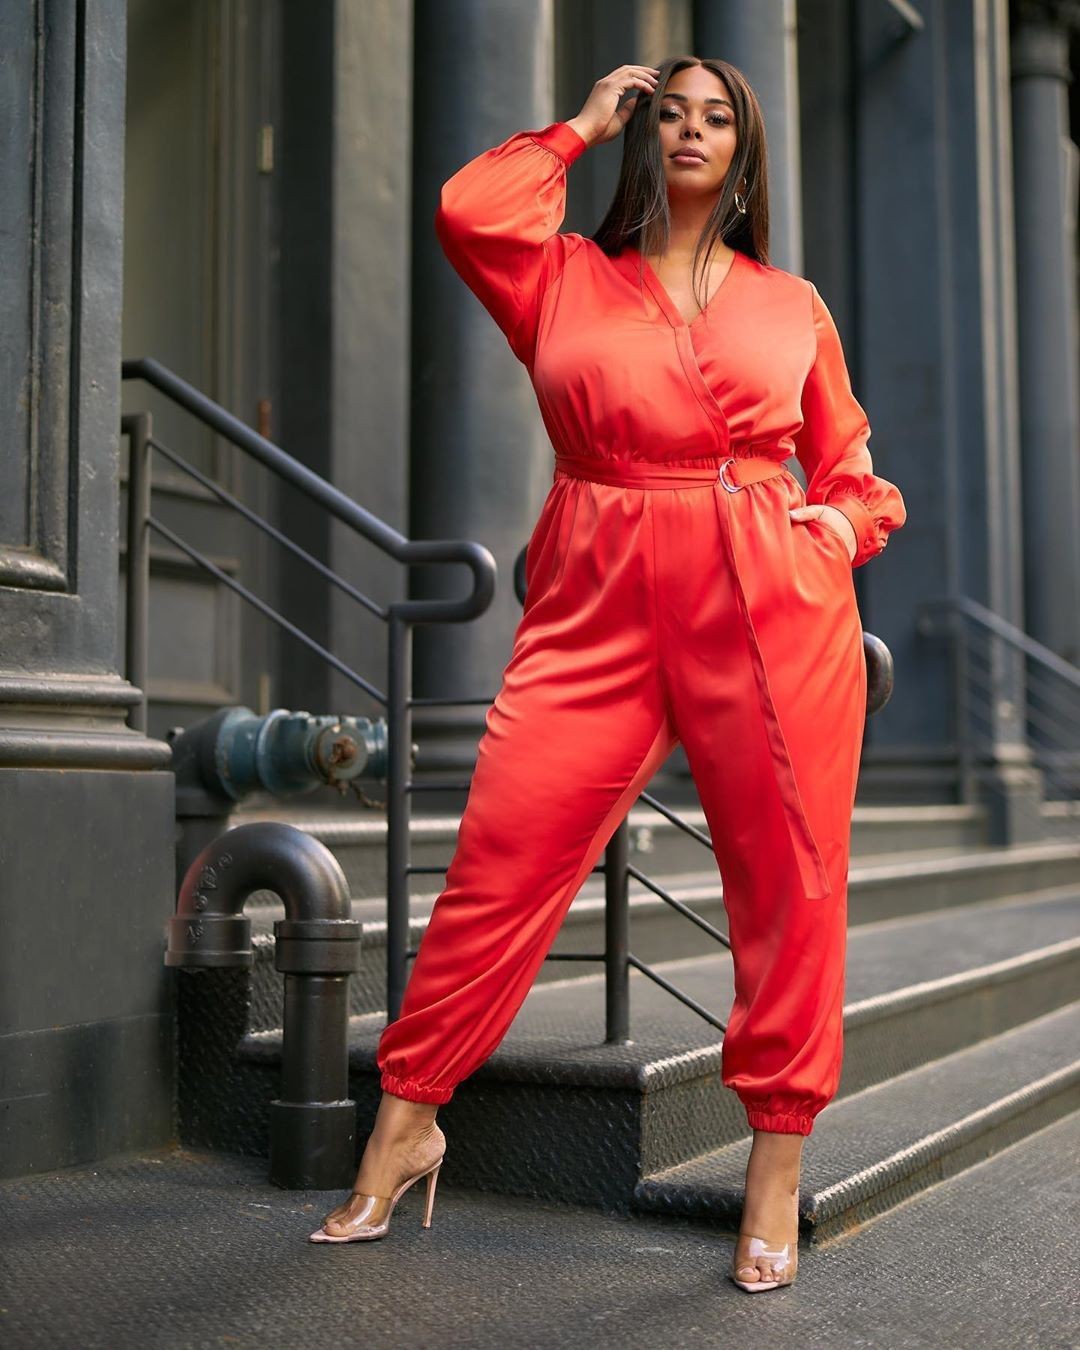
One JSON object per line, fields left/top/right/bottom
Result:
{"left": 734, "top": 190, "right": 747, "bottom": 215}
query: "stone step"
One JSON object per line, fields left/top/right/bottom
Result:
{"left": 227, "top": 800, "right": 993, "bottom": 904}
{"left": 232, "top": 883, "right": 1080, "bottom": 1211}
{"left": 240, "top": 842, "right": 1080, "bottom": 1033}
{"left": 634, "top": 1001, "right": 1080, "bottom": 1241}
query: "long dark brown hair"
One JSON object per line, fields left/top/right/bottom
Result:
{"left": 591, "top": 56, "right": 771, "bottom": 313}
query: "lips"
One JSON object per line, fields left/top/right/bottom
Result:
{"left": 671, "top": 147, "right": 707, "bottom": 161}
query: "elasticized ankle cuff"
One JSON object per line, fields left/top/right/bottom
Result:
{"left": 745, "top": 1108, "right": 814, "bottom": 1136}
{"left": 380, "top": 1071, "right": 455, "bottom": 1105}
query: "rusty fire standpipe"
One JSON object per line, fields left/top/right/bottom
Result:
{"left": 165, "top": 820, "right": 362, "bottom": 1188}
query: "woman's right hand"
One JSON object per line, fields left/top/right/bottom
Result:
{"left": 566, "top": 65, "right": 660, "bottom": 150}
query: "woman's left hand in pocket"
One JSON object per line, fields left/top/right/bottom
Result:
{"left": 788, "top": 503, "right": 858, "bottom": 562}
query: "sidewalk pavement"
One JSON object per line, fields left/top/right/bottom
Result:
{"left": 1, "top": 1112, "right": 1076, "bottom": 1349}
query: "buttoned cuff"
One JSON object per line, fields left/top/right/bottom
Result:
{"left": 527, "top": 121, "right": 590, "bottom": 166}
{"left": 825, "top": 492, "right": 886, "bottom": 568}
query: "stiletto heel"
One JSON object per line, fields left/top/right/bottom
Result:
{"left": 421, "top": 1158, "right": 440, "bottom": 1228}
{"left": 309, "top": 1154, "right": 445, "bottom": 1243}
{"left": 730, "top": 1235, "right": 798, "bottom": 1292}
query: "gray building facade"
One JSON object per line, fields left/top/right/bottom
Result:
{"left": 1, "top": 0, "right": 1077, "bottom": 1176}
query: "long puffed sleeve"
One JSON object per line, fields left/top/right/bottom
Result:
{"left": 433, "top": 121, "right": 589, "bottom": 367}
{"left": 793, "top": 282, "right": 907, "bottom": 567}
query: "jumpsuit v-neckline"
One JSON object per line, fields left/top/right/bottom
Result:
{"left": 615, "top": 245, "right": 745, "bottom": 456}
{"left": 375, "top": 119, "right": 908, "bottom": 1139}
{"left": 629, "top": 244, "right": 743, "bottom": 330}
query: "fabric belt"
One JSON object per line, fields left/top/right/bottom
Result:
{"left": 550, "top": 449, "right": 833, "bottom": 901}
{"left": 553, "top": 452, "right": 787, "bottom": 491}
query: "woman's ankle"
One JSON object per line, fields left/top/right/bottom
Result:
{"left": 353, "top": 1106, "right": 443, "bottom": 1193}
{"left": 745, "top": 1131, "right": 802, "bottom": 1194}
{"left": 375, "top": 1091, "right": 440, "bottom": 1137}
{"left": 749, "top": 1127, "right": 803, "bottom": 1161}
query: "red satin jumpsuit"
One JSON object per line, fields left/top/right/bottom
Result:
{"left": 376, "top": 121, "right": 907, "bottom": 1135}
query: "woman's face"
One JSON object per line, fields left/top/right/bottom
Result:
{"left": 656, "top": 65, "right": 738, "bottom": 199}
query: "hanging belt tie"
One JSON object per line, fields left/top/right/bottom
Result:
{"left": 551, "top": 449, "right": 834, "bottom": 902}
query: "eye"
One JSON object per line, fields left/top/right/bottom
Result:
{"left": 659, "top": 106, "right": 732, "bottom": 128}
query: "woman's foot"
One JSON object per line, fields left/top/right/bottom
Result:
{"left": 731, "top": 1130, "right": 802, "bottom": 1289}
{"left": 319, "top": 1092, "right": 446, "bottom": 1238}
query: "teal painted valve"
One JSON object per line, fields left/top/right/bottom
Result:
{"left": 168, "top": 705, "right": 391, "bottom": 803}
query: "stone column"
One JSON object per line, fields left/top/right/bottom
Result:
{"left": 0, "top": 0, "right": 175, "bottom": 1177}
{"left": 278, "top": 0, "right": 413, "bottom": 717}
{"left": 411, "top": 0, "right": 560, "bottom": 771}
{"left": 853, "top": 0, "right": 1042, "bottom": 829}
{"left": 556, "top": 0, "right": 693, "bottom": 231}
{"left": 1010, "top": 0, "right": 1080, "bottom": 665}
{"left": 695, "top": 0, "right": 803, "bottom": 273}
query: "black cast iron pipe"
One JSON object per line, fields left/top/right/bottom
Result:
{"left": 166, "top": 821, "right": 362, "bottom": 1188}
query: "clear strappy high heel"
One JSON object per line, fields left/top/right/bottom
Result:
{"left": 308, "top": 1155, "right": 444, "bottom": 1243}
{"left": 730, "top": 1235, "right": 798, "bottom": 1292}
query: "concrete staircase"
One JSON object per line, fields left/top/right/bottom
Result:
{"left": 174, "top": 797, "right": 1080, "bottom": 1243}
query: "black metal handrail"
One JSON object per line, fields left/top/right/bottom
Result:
{"left": 918, "top": 594, "right": 1079, "bottom": 844}
{"left": 122, "top": 358, "right": 497, "bottom": 1018}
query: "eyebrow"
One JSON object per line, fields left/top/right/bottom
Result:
{"left": 661, "top": 92, "right": 735, "bottom": 113}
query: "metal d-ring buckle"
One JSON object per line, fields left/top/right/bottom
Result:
{"left": 718, "top": 457, "right": 741, "bottom": 493}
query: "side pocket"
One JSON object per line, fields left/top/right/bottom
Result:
{"left": 808, "top": 515, "right": 854, "bottom": 567}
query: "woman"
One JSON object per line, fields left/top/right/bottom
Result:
{"left": 310, "top": 56, "right": 907, "bottom": 1294}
